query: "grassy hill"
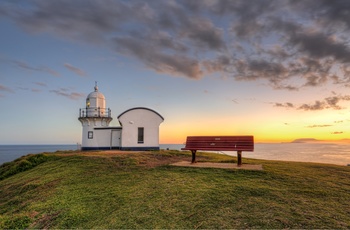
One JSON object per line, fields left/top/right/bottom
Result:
{"left": 1, "top": 150, "right": 350, "bottom": 229}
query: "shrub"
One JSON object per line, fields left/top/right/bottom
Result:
{"left": 0, "top": 154, "right": 58, "bottom": 180}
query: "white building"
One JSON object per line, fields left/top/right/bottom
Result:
{"left": 78, "top": 84, "right": 164, "bottom": 150}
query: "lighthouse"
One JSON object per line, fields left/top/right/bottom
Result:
{"left": 78, "top": 83, "right": 164, "bottom": 151}
{"left": 78, "top": 83, "right": 114, "bottom": 150}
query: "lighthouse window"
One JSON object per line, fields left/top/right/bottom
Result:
{"left": 88, "top": 131, "right": 93, "bottom": 139}
{"left": 138, "top": 127, "right": 144, "bottom": 144}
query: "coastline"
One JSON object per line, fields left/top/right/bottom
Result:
{"left": 1, "top": 142, "right": 350, "bottom": 166}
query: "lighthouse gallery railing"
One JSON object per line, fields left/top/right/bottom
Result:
{"left": 79, "top": 108, "right": 111, "bottom": 118}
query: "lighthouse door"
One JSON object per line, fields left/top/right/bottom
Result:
{"left": 110, "top": 130, "right": 121, "bottom": 149}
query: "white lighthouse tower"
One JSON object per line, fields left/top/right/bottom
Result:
{"left": 78, "top": 83, "right": 113, "bottom": 150}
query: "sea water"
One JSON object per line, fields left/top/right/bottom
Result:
{"left": 0, "top": 145, "right": 77, "bottom": 165}
{"left": 1, "top": 143, "right": 350, "bottom": 166}
{"left": 161, "top": 143, "right": 350, "bottom": 166}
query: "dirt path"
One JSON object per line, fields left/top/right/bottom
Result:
{"left": 55, "top": 150, "right": 263, "bottom": 170}
{"left": 171, "top": 161, "right": 263, "bottom": 170}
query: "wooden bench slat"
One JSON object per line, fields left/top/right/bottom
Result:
{"left": 182, "top": 147, "right": 254, "bottom": 150}
{"left": 182, "top": 136, "right": 254, "bottom": 151}
{"left": 181, "top": 135, "right": 254, "bottom": 165}
{"left": 184, "top": 136, "right": 253, "bottom": 141}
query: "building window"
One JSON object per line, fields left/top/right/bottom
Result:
{"left": 86, "top": 98, "right": 90, "bottom": 108}
{"left": 88, "top": 131, "right": 93, "bottom": 139}
{"left": 138, "top": 127, "right": 144, "bottom": 144}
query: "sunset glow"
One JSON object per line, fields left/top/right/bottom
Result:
{"left": 0, "top": 1, "right": 350, "bottom": 144}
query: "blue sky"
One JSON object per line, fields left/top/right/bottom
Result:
{"left": 1, "top": 0, "right": 350, "bottom": 144}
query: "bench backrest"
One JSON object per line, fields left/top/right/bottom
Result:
{"left": 183, "top": 136, "right": 254, "bottom": 151}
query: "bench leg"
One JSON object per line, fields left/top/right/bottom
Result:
{"left": 237, "top": 151, "right": 242, "bottom": 166}
{"left": 191, "top": 150, "right": 197, "bottom": 164}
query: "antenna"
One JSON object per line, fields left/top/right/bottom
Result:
{"left": 94, "top": 81, "right": 98, "bottom": 91}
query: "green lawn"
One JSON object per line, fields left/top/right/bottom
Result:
{"left": 1, "top": 150, "right": 350, "bottom": 229}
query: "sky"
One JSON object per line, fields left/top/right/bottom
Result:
{"left": 1, "top": 0, "right": 350, "bottom": 144}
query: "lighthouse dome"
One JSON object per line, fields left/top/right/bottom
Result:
{"left": 85, "top": 84, "right": 107, "bottom": 117}
{"left": 87, "top": 87, "right": 105, "bottom": 103}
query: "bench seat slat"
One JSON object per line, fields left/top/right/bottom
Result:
{"left": 182, "top": 136, "right": 254, "bottom": 152}
{"left": 182, "top": 148, "right": 254, "bottom": 151}
{"left": 184, "top": 137, "right": 253, "bottom": 142}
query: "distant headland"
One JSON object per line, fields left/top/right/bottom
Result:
{"left": 291, "top": 138, "right": 350, "bottom": 143}
{"left": 291, "top": 138, "right": 320, "bottom": 143}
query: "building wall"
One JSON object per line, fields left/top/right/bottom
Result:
{"left": 80, "top": 117, "right": 120, "bottom": 150}
{"left": 118, "top": 108, "right": 164, "bottom": 150}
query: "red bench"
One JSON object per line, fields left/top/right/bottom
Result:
{"left": 181, "top": 136, "right": 254, "bottom": 166}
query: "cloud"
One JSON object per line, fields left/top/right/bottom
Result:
{"left": 114, "top": 35, "right": 203, "bottom": 79}
{"left": 331, "top": 131, "right": 344, "bottom": 134}
{"left": 274, "top": 102, "right": 294, "bottom": 108}
{"left": 298, "top": 101, "right": 327, "bottom": 111}
{"left": 3, "top": 0, "right": 350, "bottom": 88}
{"left": 9, "top": 60, "right": 60, "bottom": 77}
{"left": 0, "top": 84, "right": 14, "bottom": 93}
{"left": 275, "top": 20, "right": 350, "bottom": 62}
{"left": 49, "top": 88, "right": 85, "bottom": 100}
{"left": 5, "top": 1, "right": 131, "bottom": 43}
{"left": 306, "top": 124, "right": 332, "bottom": 128}
{"left": 182, "top": 17, "right": 226, "bottom": 51}
{"left": 291, "top": 0, "right": 350, "bottom": 30}
{"left": 275, "top": 93, "right": 350, "bottom": 111}
{"left": 12, "top": 83, "right": 47, "bottom": 94}
{"left": 17, "top": 86, "right": 43, "bottom": 93}
{"left": 0, "top": 55, "right": 60, "bottom": 77}
{"left": 33, "top": 82, "right": 47, "bottom": 87}
{"left": 233, "top": 58, "right": 311, "bottom": 90}
{"left": 64, "top": 63, "right": 86, "bottom": 77}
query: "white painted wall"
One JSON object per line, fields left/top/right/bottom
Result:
{"left": 118, "top": 108, "right": 164, "bottom": 149}
{"left": 79, "top": 117, "right": 115, "bottom": 149}
{"left": 94, "top": 129, "right": 121, "bottom": 148}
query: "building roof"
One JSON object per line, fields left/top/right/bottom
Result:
{"left": 117, "top": 107, "right": 164, "bottom": 120}
{"left": 94, "top": 127, "right": 122, "bottom": 130}
{"left": 86, "top": 85, "right": 105, "bottom": 101}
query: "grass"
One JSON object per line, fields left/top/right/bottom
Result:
{"left": 1, "top": 150, "right": 350, "bottom": 229}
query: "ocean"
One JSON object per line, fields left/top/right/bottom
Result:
{"left": 0, "top": 145, "right": 78, "bottom": 165}
{"left": 1, "top": 143, "right": 350, "bottom": 166}
{"left": 162, "top": 143, "right": 350, "bottom": 166}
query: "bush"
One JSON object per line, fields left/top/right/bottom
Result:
{"left": 17, "top": 160, "right": 33, "bottom": 172}
{"left": 0, "top": 154, "right": 58, "bottom": 180}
